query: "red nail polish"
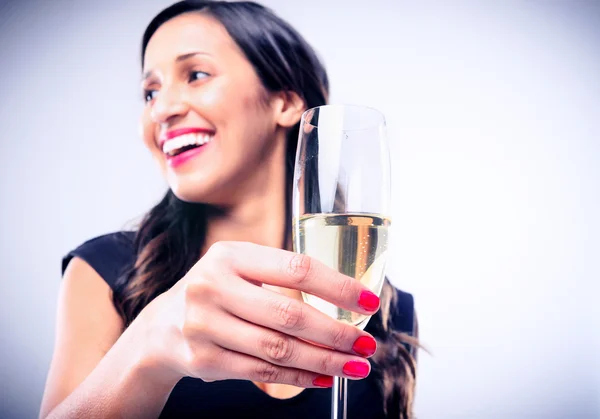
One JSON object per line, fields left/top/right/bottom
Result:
{"left": 342, "top": 361, "right": 370, "bottom": 378}
{"left": 352, "top": 336, "right": 377, "bottom": 357}
{"left": 313, "top": 375, "right": 333, "bottom": 388}
{"left": 358, "top": 290, "right": 380, "bottom": 312}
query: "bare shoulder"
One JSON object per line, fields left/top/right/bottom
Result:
{"left": 40, "top": 257, "right": 124, "bottom": 417}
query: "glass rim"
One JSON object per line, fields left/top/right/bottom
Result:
{"left": 300, "top": 104, "right": 386, "bottom": 131}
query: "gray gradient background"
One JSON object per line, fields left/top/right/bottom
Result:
{"left": 1, "top": 0, "right": 599, "bottom": 418}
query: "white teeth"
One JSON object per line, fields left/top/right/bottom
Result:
{"left": 162, "top": 133, "right": 213, "bottom": 156}
{"left": 183, "top": 134, "right": 193, "bottom": 146}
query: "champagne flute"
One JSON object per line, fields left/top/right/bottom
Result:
{"left": 292, "top": 104, "right": 391, "bottom": 419}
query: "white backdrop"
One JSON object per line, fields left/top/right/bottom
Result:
{"left": 0, "top": 0, "right": 598, "bottom": 418}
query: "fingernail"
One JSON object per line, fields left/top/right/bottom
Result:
{"left": 352, "top": 336, "right": 377, "bottom": 357}
{"left": 358, "top": 290, "right": 380, "bottom": 312}
{"left": 343, "top": 360, "right": 370, "bottom": 378}
{"left": 313, "top": 375, "right": 333, "bottom": 388}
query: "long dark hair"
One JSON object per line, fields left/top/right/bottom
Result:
{"left": 114, "top": 1, "right": 416, "bottom": 417}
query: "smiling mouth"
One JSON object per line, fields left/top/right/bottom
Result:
{"left": 162, "top": 133, "right": 214, "bottom": 157}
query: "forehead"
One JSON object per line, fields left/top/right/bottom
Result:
{"left": 143, "top": 12, "right": 240, "bottom": 70}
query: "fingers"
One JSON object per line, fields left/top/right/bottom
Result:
{"left": 218, "top": 279, "right": 377, "bottom": 356}
{"left": 206, "top": 242, "right": 380, "bottom": 314}
{"left": 209, "top": 347, "right": 335, "bottom": 388}
{"left": 208, "top": 311, "right": 372, "bottom": 380}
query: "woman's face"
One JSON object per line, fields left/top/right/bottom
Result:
{"left": 141, "top": 12, "right": 290, "bottom": 204}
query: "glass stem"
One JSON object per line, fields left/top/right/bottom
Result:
{"left": 331, "top": 376, "right": 348, "bottom": 419}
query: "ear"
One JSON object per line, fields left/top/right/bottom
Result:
{"left": 272, "top": 91, "right": 306, "bottom": 128}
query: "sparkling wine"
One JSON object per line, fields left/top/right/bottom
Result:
{"left": 293, "top": 213, "right": 390, "bottom": 329}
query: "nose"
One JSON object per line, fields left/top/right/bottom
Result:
{"left": 150, "top": 84, "right": 189, "bottom": 124}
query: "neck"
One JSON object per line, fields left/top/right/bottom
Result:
{"left": 202, "top": 131, "right": 289, "bottom": 253}
{"left": 201, "top": 131, "right": 305, "bottom": 398}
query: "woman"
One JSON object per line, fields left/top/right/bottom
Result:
{"left": 40, "top": 1, "right": 417, "bottom": 418}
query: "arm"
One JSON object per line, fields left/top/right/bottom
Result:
{"left": 39, "top": 258, "right": 179, "bottom": 419}
{"left": 42, "top": 241, "right": 383, "bottom": 417}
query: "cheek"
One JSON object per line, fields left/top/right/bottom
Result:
{"left": 141, "top": 110, "right": 159, "bottom": 152}
{"left": 193, "top": 76, "right": 266, "bottom": 123}
{"left": 195, "top": 83, "right": 222, "bottom": 109}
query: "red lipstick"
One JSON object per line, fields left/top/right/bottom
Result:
{"left": 159, "top": 127, "right": 215, "bottom": 148}
{"left": 160, "top": 127, "right": 216, "bottom": 169}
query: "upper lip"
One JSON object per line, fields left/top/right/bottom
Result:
{"left": 159, "top": 127, "right": 215, "bottom": 148}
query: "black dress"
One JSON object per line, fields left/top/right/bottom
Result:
{"left": 62, "top": 232, "right": 415, "bottom": 419}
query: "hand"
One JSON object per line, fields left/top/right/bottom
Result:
{"left": 136, "top": 241, "right": 380, "bottom": 388}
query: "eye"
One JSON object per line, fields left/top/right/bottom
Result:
{"left": 189, "top": 71, "right": 210, "bottom": 82}
{"left": 144, "top": 89, "right": 158, "bottom": 103}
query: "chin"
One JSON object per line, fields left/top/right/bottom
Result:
{"left": 166, "top": 171, "right": 211, "bottom": 202}
{"left": 165, "top": 167, "right": 240, "bottom": 208}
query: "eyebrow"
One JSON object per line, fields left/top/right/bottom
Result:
{"left": 142, "top": 51, "right": 212, "bottom": 81}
